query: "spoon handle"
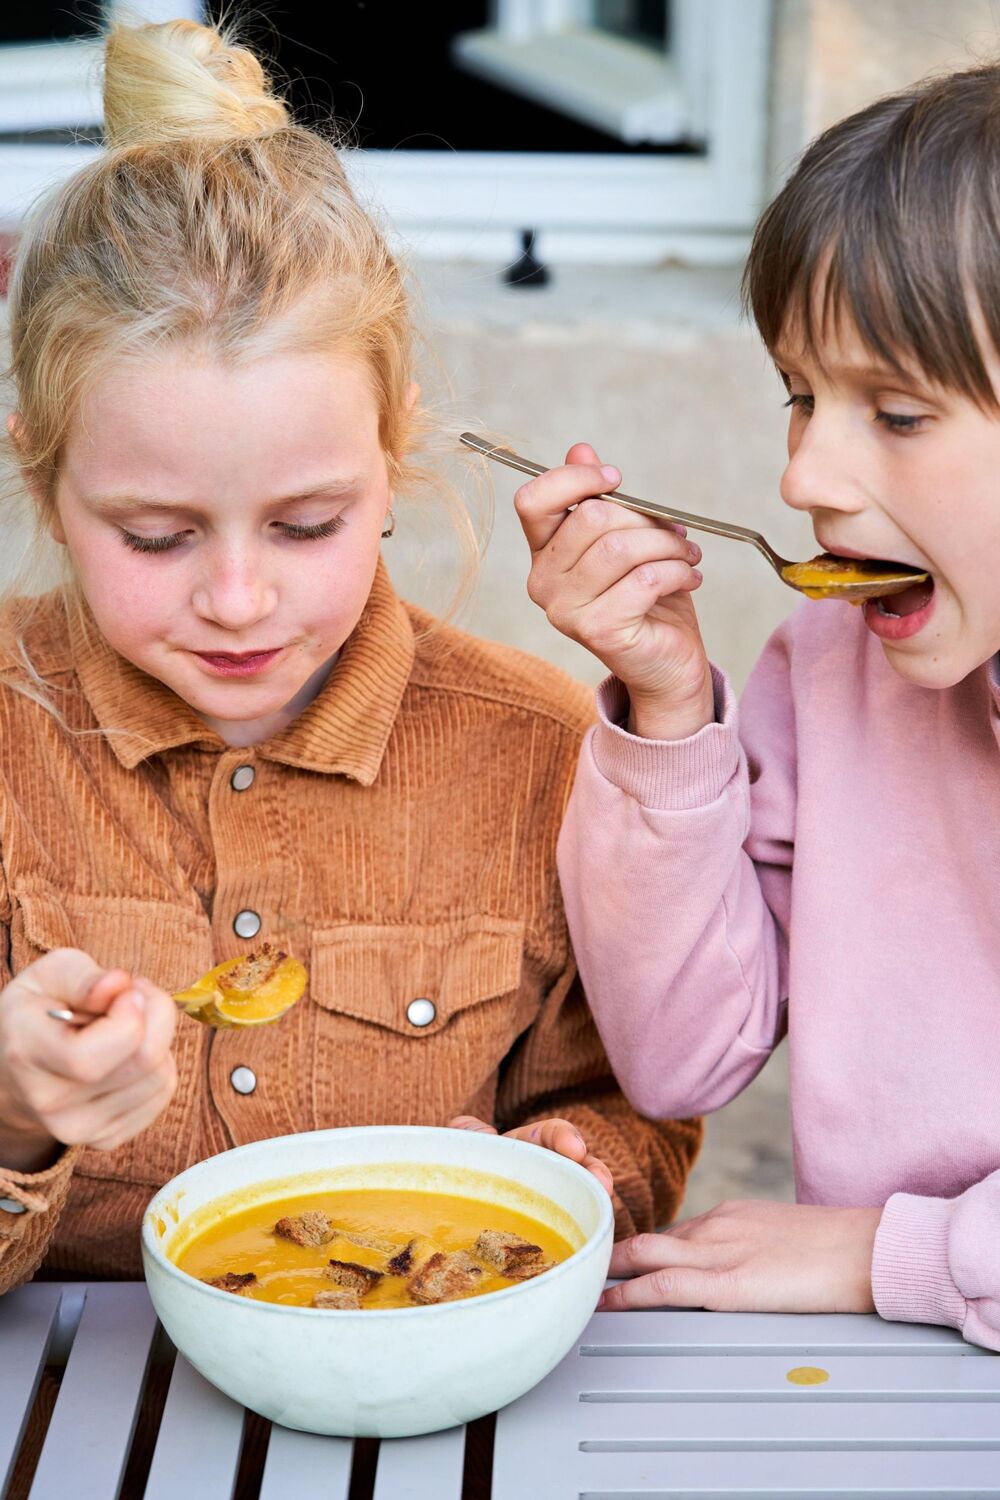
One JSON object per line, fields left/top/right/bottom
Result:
{"left": 459, "top": 433, "right": 788, "bottom": 572}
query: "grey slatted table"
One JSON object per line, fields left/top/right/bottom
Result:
{"left": 2, "top": 1283, "right": 998, "bottom": 1498}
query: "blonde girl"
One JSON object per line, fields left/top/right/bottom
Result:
{"left": 0, "top": 19, "right": 700, "bottom": 1293}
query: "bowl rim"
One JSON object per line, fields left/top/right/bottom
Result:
{"left": 141, "top": 1123, "right": 614, "bottom": 1319}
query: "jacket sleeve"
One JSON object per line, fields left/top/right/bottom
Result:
{"left": 557, "top": 631, "right": 798, "bottom": 1122}
{"left": 0, "top": 870, "right": 80, "bottom": 1295}
{"left": 494, "top": 961, "right": 703, "bottom": 1239}
{"left": 873, "top": 1175, "right": 1000, "bottom": 1351}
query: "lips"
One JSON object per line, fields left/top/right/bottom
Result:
{"left": 193, "top": 648, "right": 283, "bottom": 678}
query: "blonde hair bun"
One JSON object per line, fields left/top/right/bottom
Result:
{"left": 103, "top": 19, "right": 290, "bottom": 150}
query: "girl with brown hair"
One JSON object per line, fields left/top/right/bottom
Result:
{"left": 0, "top": 19, "right": 699, "bottom": 1293}
{"left": 518, "top": 63, "right": 1000, "bottom": 1349}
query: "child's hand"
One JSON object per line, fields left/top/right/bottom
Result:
{"left": 0, "top": 948, "right": 178, "bottom": 1172}
{"left": 515, "top": 442, "right": 715, "bottom": 741}
{"left": 597, "top": 1199, "right": 882, "bottom": 1313}
{"left": 449, "top": 1114, "right": 614, "bottom": 1197}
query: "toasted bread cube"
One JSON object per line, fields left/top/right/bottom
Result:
{"left": 386, "top": 1239, "right": 417, "bottom": 1275}
{"left": 218, "top": 943, "right": 286, "bottom": 996}
{"left": 474, "top": 1229, "right": 545, "bottom": 1277}
{"left": 503, "top": 1258, "right": 554, "bottom": 1281}
{"left": 312, "top": 1288, "right": 362, "bottom": 1310}
{"left": 407, "top": 1250, "right": 484, "bottom": 1305}
{"left": 274, "top": 1210, "right": 334, "bottom": 1247}
{"left": 326, "top": 1258, "right": 383, "bottom": 1295}
{"left": 334, "top": 1228, "right": 397, "bottom": 1255}
{"left": 205, "top": 1271, "right": 257, "bottom": 1294}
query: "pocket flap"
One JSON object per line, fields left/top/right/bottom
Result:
{"left": 13, "top": 885, "right": 213, "bottom": 992}
{"left": 310, "top": 915, "right": 524, "bottom": 1036}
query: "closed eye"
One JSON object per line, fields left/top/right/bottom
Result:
{"left": 274, "top": 516, "right": 347, "bottom": 540}
{"left": 119, "top": 529, "right": 189, "bottom": 554}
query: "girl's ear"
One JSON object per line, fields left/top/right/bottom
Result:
{"left": 7, "top": 414, "right": 66, "bottom": 544}
{"left": 404, "top": 381, "right": 420, "bottom": 412}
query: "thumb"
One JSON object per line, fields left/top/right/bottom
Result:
{"left": 448, "top": 1115, "right": 498, "bottom": 1134}
{"left": 19, "top": 949, "right": 133, "bottom": 1015}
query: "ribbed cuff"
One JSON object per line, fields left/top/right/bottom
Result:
{"left": 872, "top": 1192, "right": 967, "bottom": 1332}
{"left": 591, "top": 667, "right": 741, "bottom": 811}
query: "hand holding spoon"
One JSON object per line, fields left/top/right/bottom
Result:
{"left": 460, "top": 432, "right": 929, "bottom": 603}
{"left": 49, "top": 944, "right": 307, "bottom": 1031}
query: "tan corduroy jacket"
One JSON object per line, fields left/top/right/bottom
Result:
{"left": 0, "top": 562, "right": 700, "bottom": 1293}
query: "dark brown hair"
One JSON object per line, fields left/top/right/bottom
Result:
{"left": 743, "top": 64, "right": 1000, "bottom": 406}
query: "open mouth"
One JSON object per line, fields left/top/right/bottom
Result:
{"left": 862, "top": 572, "right": 936, "bottom": 639}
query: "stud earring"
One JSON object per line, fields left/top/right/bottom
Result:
{"left": 381, "top": 509, "right": 396, "bottom": 539}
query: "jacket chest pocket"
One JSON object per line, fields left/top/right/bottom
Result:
{"left": 308, "top": 916, "right": 526, "bottom": 1121}
{"left": 11, "top": 885, "right": 214, "bottom": 1187}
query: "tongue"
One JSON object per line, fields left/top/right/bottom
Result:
{"left": 879, "top": 578, "right": 934, "bottom": 616}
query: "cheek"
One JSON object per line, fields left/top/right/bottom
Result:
{"left": 67, "top": 530, "right": 177, "bottom": 644}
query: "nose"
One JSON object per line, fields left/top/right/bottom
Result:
{"left": 780, "top": 407, "right": 866, "bottom": 517}
{"left": 191, "top": 543, "right": 278, "bottom": 632}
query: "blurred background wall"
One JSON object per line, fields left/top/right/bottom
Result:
{"left": 1, "top": 0, "right": 997, "bottom": 1215}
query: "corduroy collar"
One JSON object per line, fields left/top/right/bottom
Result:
{"left": 71, "top": 558, "right": 415, "bottom": 782}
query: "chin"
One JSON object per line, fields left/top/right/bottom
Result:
{"left": 879, "top": 641, "right": 985, "bottom": 692}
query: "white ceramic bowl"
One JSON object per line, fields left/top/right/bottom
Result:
{"left": 141, "top": 1125, "right": 613, "bottom": 1437}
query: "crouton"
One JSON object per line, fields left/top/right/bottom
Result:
{"left": 218, "top": 942, "right": 287, "bottom": 996}
{"left": 386, "top": 1239, "right": 417, "bottom": 1275}
{"left": 333, "top": 1228, "right": 397, "bottom": 1255}
{"left": 274, "top": 1210, "right": 334, "bottom": 1247}
{"left": 326, "top": 1258, "right": 383, "bottom": 1295}
{"left": 312, "top": 1288, "right": 362, "bottom": 1310}
{"left": 205, "top": 1271, "right": 257, "bottom": 1294}
{"left": 474, "top": 1229, "right": 545, "bottom": 1277}
{"left": 502, "top": 1258, "right": 554, "bottom": 1281}
{"left": 407, "top": 1250, "right": 484, "bottom": 1305}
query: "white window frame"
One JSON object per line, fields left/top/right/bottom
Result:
{"left": 0, "top": 1, "right": 200, "bottom": 227}
{"left": 350, "top": 0, "right": 771, "bottom": 264}
{"left": 0, "top": 0, "right": 771, "bottom": 267}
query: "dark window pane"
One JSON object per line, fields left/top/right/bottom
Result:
{"left": 0, "top": 2, "right": 102, "bottom": 43}
{"left": 211, "top": 2, "right": 697, "bottom": 155}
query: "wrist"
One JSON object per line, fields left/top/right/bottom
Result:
{"left": 626, "top": 677, "right": 715, "bottom": 741}
{"left": 0, "top": 1120, "right": 60, "bottom": 1175}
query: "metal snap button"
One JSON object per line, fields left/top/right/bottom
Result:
{"left": 406, "top": 997, "right": 436, "bottom": 1028}
{"left": 233, "top": 910, "right": 261, "bottom": 939}
{"left": 230, "top": 1066, "right": 257, "bottom": 1095}
{"left": 0, "top": 1197, "right": 26, "bottom": 1214}
{"left": 230, "top": 764, "right": 255, "bottom": 792}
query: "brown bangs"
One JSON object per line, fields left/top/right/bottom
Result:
{"left": 742, "top": 65, "right": 1000, "bottom": 407}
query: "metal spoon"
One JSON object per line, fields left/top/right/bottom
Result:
{"left": 460, "top": 432, "right": 930, "bottom": 603}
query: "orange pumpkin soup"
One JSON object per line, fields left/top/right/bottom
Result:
{"left": 173, "top": 1188, "right": 573, "bottom": 1309}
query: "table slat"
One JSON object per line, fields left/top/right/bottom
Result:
{"left": 582, "top": 1308, "right": 990, "bottom": 1354}
{"left": 0, "top": 1284, "right": 62, "bottom": 1494}
{"left": 373, "top": 1426, "right": 466, "bottom": 1500}
{"left": 547, "top": 1446, "right": 1000, "bottom": 1493}
{"left": 143, "top": 1355, "right": 245, "bottom": 1500}
{"left": 28, "top": 1283, "right": 158, "bottom": 1500}
{"left": 576, "top": 1399, "right": 1000, "bottom": 1445}
{"left": 571, "top": 1353, "right": 1000, "bottom": 1398}
{"left": 258, "top": 1423, "right": 353, "bottom": 1499}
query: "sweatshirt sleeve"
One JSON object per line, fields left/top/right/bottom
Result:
{"left": 494, "top": 962, "right": 703, "bottom": 1238}
{"left": 873, "top": 1174, "right": 1000, "bottom": 1351}
{"left": 557, "top": 630, "right": 798, "bottom": 1121}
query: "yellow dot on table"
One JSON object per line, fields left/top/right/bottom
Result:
{"left": 786, "top": 1365, "right": 830, "bottom": 1386}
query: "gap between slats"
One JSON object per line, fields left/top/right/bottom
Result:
{"left": 581, "top": 1345, "right": 989, "bottom": 1358}
{"left": 580, "top": 1391, "right": 1000, "bottom": 1403}
{"left": 579, "top": 1438, "right": 1000, "bottom": 1452}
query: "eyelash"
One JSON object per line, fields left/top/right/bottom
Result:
{"left": 119, "top": 515, "right": 348, "bottom": 554}
{"left": 782, "top": 394, "right": 925, "bottom": 434}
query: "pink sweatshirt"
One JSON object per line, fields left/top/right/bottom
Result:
{"left": 559, "top": 601, "right": 1000, "bottom": 1350}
